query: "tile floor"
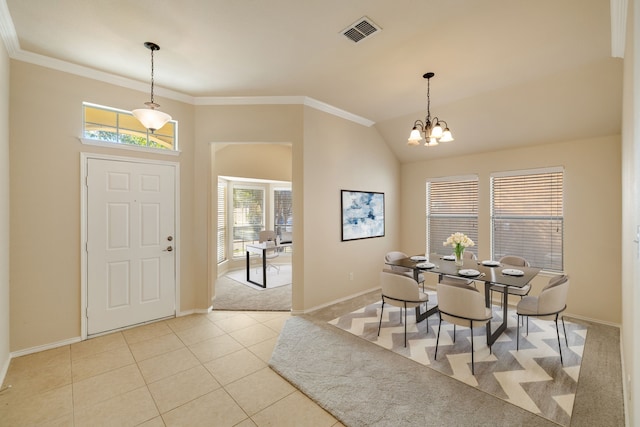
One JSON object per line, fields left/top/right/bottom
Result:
{"left": 0, "top": 310, "right": 343, "bottom": 427}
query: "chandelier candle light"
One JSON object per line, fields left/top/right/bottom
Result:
{"left": 132, "top": 42, "right": 172, "bottom": 133}
{"left": 408, "top": 72, "right": 454, "bottom": 146}
{"left": 444, "top": 232, "right": 475, "bottom": 266}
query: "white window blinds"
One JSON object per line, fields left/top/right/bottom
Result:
{"left": 427, "top": 177, "right": 478, "bottom": 257}
{"left": 491, "top": 168, "right": 564, "bottom": 271}
{"left": 217, "top": 179, "right": 227, "bottom": 264}
{"left": 232, "top": 186, "right": 265, "bottom": 257}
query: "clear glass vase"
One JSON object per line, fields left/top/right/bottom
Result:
{"left": 454, "top": 249, "right": 464, "bottom": 266}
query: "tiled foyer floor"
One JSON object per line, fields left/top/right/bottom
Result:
{"left": 0, "top": 310, "right": 342, "bottom": 427}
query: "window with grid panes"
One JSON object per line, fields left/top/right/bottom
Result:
{"left": 427, "top": 177, "right": 478, "bottom": 257}
{"left": 274, "top": 189, "right": 292, "bottom": 236}
{"left": 491, "top": 168, "right": 564, "bottom": 271}
{"left": 217, "top": 179, "right": 227, "bottom": 264}
{"left": 232, "top": 186, "right": 264, "bottom": 257}
{"left": 82, "top": 102, "right": 178, "bottom": 151}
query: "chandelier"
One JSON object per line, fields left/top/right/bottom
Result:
{"left": 132, "top": 42, "right": 172, "bottom": 133}
{"left": 407, "top": 72, "right": 453, "bottom": 146}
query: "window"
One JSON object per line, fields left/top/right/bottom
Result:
{"left": 491, "top": 168, "right": 564, "bottom": 271}
{"left": 274, "top": 188, "right": 292, "bottom": 238}
{"left": 217, "top": 179, "right": 227, "bottom": 264}
{"left": 427, "top": 177, "right": 478, "bottom": 257}
{"left": 82, "top": 103, "right": 178, "bottom": 151}
{"left": 232, "top": 186, "right": 264, "bottom": 257}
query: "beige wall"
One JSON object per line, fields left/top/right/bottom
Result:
{"left": 201, "top": 105, "right": 400, "bottom": 313}
{"left": 401, "top": 136, "right": 622, "bottom": 324}
{"left": 9, "top": 61, "right": 196, "bottom": 351}
{"left": 301, "top": 107, "right": 400, "bottom": 310}
{"left": 0, "top": 34, "right": 11, "bottom": 374}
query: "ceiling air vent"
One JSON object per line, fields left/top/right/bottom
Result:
{"left": 342, "top": 17, "right": 381, "bottom": 43}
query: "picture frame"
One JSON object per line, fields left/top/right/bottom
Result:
{"left": 341, "top": 190, "right": 385, "bottom": 241}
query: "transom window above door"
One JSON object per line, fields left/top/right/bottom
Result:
{"left": 81, "top": 102, "right": 178, "bottom": 153}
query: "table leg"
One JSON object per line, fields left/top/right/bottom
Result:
{"left": 415, "top": 305, "right": 439, "bottom": 323}
{"left": 246, "top": 248, "right": 267, "bottom": 288}
{"left": 485, "top": 283, "right": 509, "bottom": 346}
{"left": 262, "top": 248, "right": 267, "bottom": 288}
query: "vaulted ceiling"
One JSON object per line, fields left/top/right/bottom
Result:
{"left": 2, "top": 0, "right": 623, "bottom": 162}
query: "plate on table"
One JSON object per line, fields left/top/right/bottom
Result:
{"left": 416, "top": 262, "right": 435, "bottom": 269}
{"left": 410, "top": 255, "right": 428, "bottom": 261}
{"left": 458, "top": 269, "right": 481, "bottom": 277}
{"left": 482, "top": 260, "right": 500, "bottom": 267}
{"left": 502, "top": 268, "right": 524, "bottom": 276}
{"left": 442, "top": 255, "right": 456, "bottom": 261}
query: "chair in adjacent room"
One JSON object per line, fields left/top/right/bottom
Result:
{"left": 516, "top": 275, "right": 570, "bottom": 364}
{"left": 258, "top": 230, "right": 280, "bottom": 273}
{"left": 377, "top": 271, "right": 430, "bottom": 347}
{"left": 489, "top": 255, "right": 532, "bottom": 306}
{"left": 384, "top": 251, "right": 425, "bottom": 290}
{"left": 435, "top": 281, "right": 493, "bottom": 375}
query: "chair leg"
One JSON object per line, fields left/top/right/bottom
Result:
{"left": 453, "top": 324, "right": 456, "bottom": 343}
{"left": 516, "top": 314, "right": 520, "bottom": 350}
{"left": 377, "top": 301, "right": 385, "bottom": 337}
{"left": 561, "top": 315, "right": 568, "bottom": 347}
{"left": 470, "top": 322, "right": 475, "bottom": 375}
{"left": 404, "top": 303, "right": 408, "bottom": 347}
{"left": 435, "top": 316, "right": 442, "bottom": 360}
{"left": 555, "top": 314, "right": 564, "bottom": 365}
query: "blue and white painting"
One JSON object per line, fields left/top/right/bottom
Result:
{"left": 341, "top": 190, "right": 385, "bottom": 241}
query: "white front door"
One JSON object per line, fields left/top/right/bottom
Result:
{"left": 86, "top": 158, "right": 176, "bottom": 335}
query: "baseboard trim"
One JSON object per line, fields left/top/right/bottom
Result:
{"left": 10, "top": 336, "right": 82, "bottom": 359}
{"left": 304, "top": 286, "right": 380, "bottom": 314}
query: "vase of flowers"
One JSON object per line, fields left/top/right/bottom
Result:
{"left": 443, "top": 232, "right": 475, "bottom": 266}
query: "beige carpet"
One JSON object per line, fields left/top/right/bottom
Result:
{"left": 212, "top": 267, "right": 291, "bottom": 311}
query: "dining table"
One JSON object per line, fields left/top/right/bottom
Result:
{"left": 385, "top": 253, "right": 541, "bottom": 346}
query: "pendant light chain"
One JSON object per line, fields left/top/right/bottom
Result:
{"left": 149, "top": 47, "right": 155, "bottom": 105}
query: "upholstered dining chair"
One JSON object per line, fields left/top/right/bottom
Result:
{"left": 384, "top": 251, "right": 425, "bottom": 290}
{"left": 489, "top": 255, "right": 531, "bottom": 305}
{"left": 377, "top": 271, "right": 430, "bottom": 347}
{"left": 258, "top": 230, "right": 280, "bottom": 273}
{"left": 516, "top": 275, "right": 570, "bottom": 364}
{"left": 435, "top": 281, "right": 493, "bottom": 374}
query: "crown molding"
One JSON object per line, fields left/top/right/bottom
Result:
{"left": 0, "top": 0, "right": 375, "bottom": 127}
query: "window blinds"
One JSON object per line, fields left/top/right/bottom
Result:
{"left": 217, "top": 180, "right": 227, "bottom": 264}
{"left": 427, "top": 178, "right": 478, "bottom": 256}
{"left": 491, "top": 169, "right": 564, "bottom": 271}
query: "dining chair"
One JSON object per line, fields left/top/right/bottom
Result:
{"left": 377, "top": 271, "right": 430, "bottom": 347}
{"left": 516, "top": 275, "right": 570, "bottom": 364}
{"left": 258, "top": 230, "right": 280, "bottom": 273}
{"left": 435, "top": 281, "right": 493, "bottom": 375}
{"left": 384, "top": 251, "right": 425, "bottom": 289}
{"left": 439, "top": 251, "right": 478, "bottom": 287}
{"left": 489, "top": 255, "right": 531, "bottom": 306}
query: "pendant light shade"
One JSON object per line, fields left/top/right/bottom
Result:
{"left": 133, "top": 42, "right": 172, "bottom": 133}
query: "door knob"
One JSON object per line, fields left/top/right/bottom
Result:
{"left": 163, "top": 246, "right": 173, "bottom": 252}
{"left": 167, "top": 236, "right": 173, "bottom": 241}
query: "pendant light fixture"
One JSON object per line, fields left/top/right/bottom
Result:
{"left": 407, "top": 72, "right": 453, "bottom": 146}
{"left": 132, "top": 42, "right": 172, "bottom": 133}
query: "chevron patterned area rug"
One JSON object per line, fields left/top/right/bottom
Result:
{"left": 328, "top": 294, "right": 588, "bottom": 426}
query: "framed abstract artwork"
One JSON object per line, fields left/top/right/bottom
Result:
{"left": 341, "top": 190, "right": 385, "bottom": 241}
